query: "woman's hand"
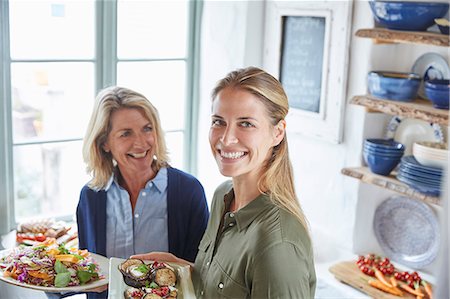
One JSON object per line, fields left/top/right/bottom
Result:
{"left": 131, "top": 252, "right": 193, "bottom": 268}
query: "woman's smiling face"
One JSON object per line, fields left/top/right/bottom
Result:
{"left": 103, "top": 108, "right": 156, "bottom": 176}
{"left": 209, "top": 87, "right": 284, "bottom": 180}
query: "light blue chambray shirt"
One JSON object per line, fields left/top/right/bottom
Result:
{"left": 105, "top": 167, "right": 169, "bottom": 259}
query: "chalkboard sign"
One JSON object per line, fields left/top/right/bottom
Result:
{"left": 280, "top": 16, "right": 326, "bottom": 113}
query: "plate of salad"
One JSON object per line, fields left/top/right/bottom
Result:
{"left": 0, "top": 238, "right": 108, "bottom": 292}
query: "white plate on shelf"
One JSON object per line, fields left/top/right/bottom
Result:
{"left": 385, "top": 116, "right": 444, "bottom": 156}
{"left": 0, "top": 249, "right": 109, "bottom": 293}
{"left": 108, "top": 257, "right": 196, "bottom": 299}
{"left": 373, "top": 195, "right": 440, "bottom": 269}
{"left": 411, "top": 52, "right": 450, "bottom": 99}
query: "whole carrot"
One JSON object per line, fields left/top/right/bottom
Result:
{"left": 390, "top": 276, "right": 398, "bottom": 287}
{"left": 421, "top": 280, "right": 433, "bottom": 299}
{"left": 369, "top": 279, "right": 403, "bottom": 296}
{"left": 399, "top": 283, "right": 424, "bottom": 297}
{"left": 374, "top": 268, "right": 393, "bottom": 287}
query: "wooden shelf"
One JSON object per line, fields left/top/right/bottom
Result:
{"left": 341, "top": 167, "right": 441, "bottom": 206}
{"left": 351, "top": 95, "right": 449, "bottom": 126}
{"left": 356, "top": 28, "right": 449, "bottom": 47}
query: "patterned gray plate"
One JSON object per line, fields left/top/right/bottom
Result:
{"left": 373, "top": 196, "right": 440, "bottom": 269}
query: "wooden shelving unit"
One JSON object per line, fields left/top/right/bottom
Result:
{"left": 341, "top": 167, "right": 441, "bottom": 206}
{"left": 351, "top": 95, "right": 449, "bottom": 126}
{"left": 356, "top": 28, "right": 449, "bottom": 47}
{"left": 344, "top": 28, "right": 448, "bottom": 200}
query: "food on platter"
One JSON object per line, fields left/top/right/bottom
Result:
{"left": 356, "top": 253, "right": 433, "bottom": 298}
{"left": 0, "top": 239, "right": 103, "bottom": 288}
{"left": 119, "top": 259, "right": 178, "bottom": 299}
{"left": 16, "top": 218, "right": 76, "bottom": 246}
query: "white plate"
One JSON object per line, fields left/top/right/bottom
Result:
{"left": 373, "top": 195, "right": 440, "bottom": 269}
{"left": 411, "top": 52, "right": 450, "bottom": 99}
{"left": 108, "top": 257, "right": 195, "bottom": 299}
{"left": 0, "top": 249, "right": 109, "bottom": 293}
{"left": 385, "top": 116, "right": 444, "bottom": 156}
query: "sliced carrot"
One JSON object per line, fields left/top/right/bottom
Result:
{"left": 399, "top": 283, "right": 424, "bottom": 297}
{"left": 47, "top": 248, "right": 60, "bottom": 256}
{"left": 55, "top": 254, "right": 80, "bottom": 263}
{"left": 369, "top": 279, "right": 403, "bottom": 296}
{"left": 28, "top": 270, "right": 51, "bottom": 280}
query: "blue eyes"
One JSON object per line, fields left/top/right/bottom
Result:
{"left": 143, "top": 126, "right": 153, "bottom": 132}
{"left": 211, "top": 119, "right": 254, "bottom": 128}
{"left": 119, "top": 126, "right": 152, "bottom": 137}
{"left": 240, "top": 121, "right": 253, "bottom": 128}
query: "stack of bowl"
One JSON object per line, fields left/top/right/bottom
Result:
{"left": 368, "top": 1, "right": 450, "bottom": 31}
{"left": 413, "top": 141, "right": 448, "bottom": 169}
{"left": 363, "top": 138, "right": 405, "bottom": 175}
{"left": 367, "top": 71, "right": 421, "bottom": 102}
{"left": 397, "top": 156, "right": 443, "bottom": 196}
{"left": 425, "top": 79, "right": 449, "bottom": 110}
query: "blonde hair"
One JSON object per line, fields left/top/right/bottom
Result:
{"left": 83, "top": 86, "right": 169, "bottom": 190}
{"left": 212, "top": 67, "right": 310, "bottom": 233}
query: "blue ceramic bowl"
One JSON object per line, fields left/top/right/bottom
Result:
{"left": 364, "top": 151, "right": 402, "bottom": 176}
{"left": 369, "top": 1, "right": 449, "bottom": 31}
{"left": 364, "top": 138, "right": 405, "bottom": 151}
{"left": 364, "top": 148, "right": 404, "bottom": 158}
{"left": 425, "top": 79, "right": 449, "bottom": 109}
{"left": 368, "top": 71, "right": 421, "bottom": 102}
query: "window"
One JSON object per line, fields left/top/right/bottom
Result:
{"left": 0, "top": 0, "right": 200, "bottom": 233}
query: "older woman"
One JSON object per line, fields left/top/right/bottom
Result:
{"left": 133, "top": 67, "right": 316, "bottom": 298}
{"left": 77, "top": 86, "right": 209, "bottom": 299}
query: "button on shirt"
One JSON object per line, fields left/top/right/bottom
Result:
{"left": 105, "top": 167, "right": 169, "bottom": 259}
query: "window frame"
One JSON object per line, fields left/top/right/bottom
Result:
{"left": 0, "top": 0, "right": 201, "bottom": 235}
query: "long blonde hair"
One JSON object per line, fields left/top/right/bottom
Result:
{"left": 83, "top": 86, "right": 169, "bottom": 190}
{"left": 212, "top": 67, "right": 309, "bottom": 233}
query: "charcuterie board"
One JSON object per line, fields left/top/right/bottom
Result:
{"left": 329, "top": 261, "right": 430, "bottom": 299}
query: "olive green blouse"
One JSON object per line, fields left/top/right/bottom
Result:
{"left": 193, "top": 181, "right": 316, "bottom": 298}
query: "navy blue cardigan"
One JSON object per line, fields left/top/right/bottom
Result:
{"left": 76, "top": 167, "right": 209, "bottom": 299}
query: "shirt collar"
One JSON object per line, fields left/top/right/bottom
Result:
{"left": 223, "top": 188, "right": 273, "bottom": 232}
{"left": 104, "top": 167, "right": 168, "bottom": 193}
{"left": 146, "top": 167, "right": 168, "bottom": 193}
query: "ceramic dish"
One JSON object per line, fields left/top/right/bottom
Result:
{"left": 411, "top": 52, "right": 450, "bottom": 99}
{"left": 401, "top": 155, "right": 444, "bottom": 174}
{"left": 373, "top": 196, "right": 440, "bottom": 269}
{"left": 108, "top": 257, "right": 195, "bottom": 299}
{"left": 385, "top": 116, "right": 444, "bottom": 156}
{"left": 396, "top": 173, "right": 441, "bottom": 196}
{"left": 0, "top": 250, "right": 109, "bottom": 293}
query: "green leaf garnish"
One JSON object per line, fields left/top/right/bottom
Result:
{"left": 73, "top": 254, "right": 84, "bottom": 260}
{"left": 77, "top": 270, "right": 98, "bottom": 285}
{"left": 55, "top": 260, "right": 68, "bottom": 274}
{"left": 58, "top": 244, "right": 69, "bottom": 255}
{"left": 136, "top": 264, "right": 149, "bottom": 274}
{"left": 88, "top": 263, "right": 96, "bottom": 272}
{"left": 149, "top": 281, "right": 159, "bottom": 289}
{"left": 55, "top": 272, "right": 71, "bottom": 287}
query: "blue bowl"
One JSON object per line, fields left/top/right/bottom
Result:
{"left": 364, "top": 147, "right": 404, "bottom": 157}
{"left": 425, "top": 79, "right": 449, "bottom": 109}
{"left": 369, "top": 1, "right": 449, "bottom": 31}
{"left": 364, "top": 151, "right": 402, "bottom": 176}
{"left": 368, "top": 71, "right": 421, "bottom": 102}
{"left": 364, "top": 138, "right": 405, "bottom": 151}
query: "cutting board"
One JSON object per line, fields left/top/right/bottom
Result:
{"left": 329, "top": 261, "right": 429, "bottom": 299}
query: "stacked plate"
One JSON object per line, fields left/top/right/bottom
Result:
{"left": 413, "top": 141, "right": 448, "bottom": 169}
{"left": 397, "top": 156, "right": 443, "bottom": 196}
